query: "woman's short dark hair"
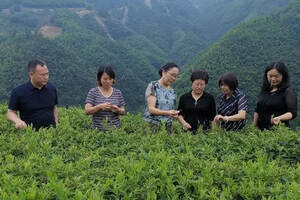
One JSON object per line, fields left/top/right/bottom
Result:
{"left": 158, "top": 62, "right": 179, "bottom": 77}
{"left": 218, "top": 72, "right": 238, "bottom": 91}
{"left": 261, "top": 62, "right": 289, "bottom": 93}
{"left": 97, "top": 66, "right": 115, "bottom": 86}
{"left": 190, "top": 70, "right": 209, "bottom": 84}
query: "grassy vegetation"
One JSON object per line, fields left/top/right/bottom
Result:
{"left": 0, "top": 104, "right": 299, "bottom": 199}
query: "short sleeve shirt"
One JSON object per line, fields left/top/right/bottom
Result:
{"left": 85, "top": 87, "right": 125, "bottom": 130}
{"left": 8, "top": 81, "right": 58, "bottom": 130}
{"left": 144, "top": 81, "right": 177, "bottom": 126}
{"left": 217, "top": 88, "right": 248, "bottom": 131}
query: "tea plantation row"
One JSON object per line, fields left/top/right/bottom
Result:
{"left": 0, "top": 104, "right": 299, "bottom": 199}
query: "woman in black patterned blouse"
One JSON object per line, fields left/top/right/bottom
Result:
{"left": 253, "top": 62, "right": 297, "bottom": 130}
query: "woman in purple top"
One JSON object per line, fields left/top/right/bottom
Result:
{"left": 85, "top": 66, "right": 125, "bottom": 130}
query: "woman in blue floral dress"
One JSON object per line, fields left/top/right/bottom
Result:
{"left": 144, "top": 63, "right": 180, "bottom": 133}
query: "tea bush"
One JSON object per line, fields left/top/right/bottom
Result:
{"left": 0, "top": 104, "right": 299, "bottom": 199}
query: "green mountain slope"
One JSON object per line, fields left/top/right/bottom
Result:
{"left": 0, "top": 10, "right": 166, "bottom": 111}
{"left": 191, "top": 0, "right": 291, "bottom": 41}
{"left": 0, "top": 35, "right": 94, "bottom": 106}
{"left": 176, "top": 0, "right": 300, "bottom": 125}
{"left": 0, "top": 0, "right": 293, "bottom": 111}
{"left": 0, "top": 0, "right": 290, "bottom": 65}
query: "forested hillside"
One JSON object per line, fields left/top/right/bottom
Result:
{"left": 190, "top": 0, "right": 290, "bottom": 41}
{"left": 0, "top": 0, "right": 292, "bottom": 111}
{"left": 176, "top": 0, "right": 300, "bottom": 126}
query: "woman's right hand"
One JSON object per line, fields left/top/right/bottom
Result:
{"left": 15, "top": 119, "right": 27, "bottom": 129}
{"left": 168, "top": 110, "right": 180, "bottom": 118}
{"left": 182, "top": 122, "right": 192, "bottom": 130}
{"left": 98, "top": 102, "right": 113, "bottom": 111}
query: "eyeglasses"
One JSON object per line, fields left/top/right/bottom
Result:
{"left": 167, "top": 72, "right": 179, "bottom": 79}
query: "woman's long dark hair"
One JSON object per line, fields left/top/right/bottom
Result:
{"left": 261, "top": 62, "right": 290, "bottom": 93}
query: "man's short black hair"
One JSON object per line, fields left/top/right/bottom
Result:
{"left": 28, "top": 60, "right": 46, "bottom": 72}
{"left": 218, "top": 72, "right": 238, "bottom": 91}
{"left": 190, "top": 70, "right": 209, "bottom": 84}
{"left": 97, "top": 66, "right": 115, "bottom": 86}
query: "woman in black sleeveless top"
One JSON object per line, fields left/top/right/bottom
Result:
{"left": 253, "top": 62, "right": 297, "bottom": 130}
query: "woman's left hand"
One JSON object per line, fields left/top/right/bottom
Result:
{"left": 271, "top": 117, "right": 281, "bottom": 125}
{"left": 111, "top": 104, "right": 120, "bottom": 113}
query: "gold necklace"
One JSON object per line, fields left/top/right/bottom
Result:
{"left": 98, "top": 86, "right": 113, "bottom": 97}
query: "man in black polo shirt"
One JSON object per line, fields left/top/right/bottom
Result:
{"left": 7, "top": 60, "right": 58, "bottom": 130}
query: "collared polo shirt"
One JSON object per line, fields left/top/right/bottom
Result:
{"left": 8, "top": 81, "right": 58, "bottom": 130}
{"left": 217, "top": 88, "right": 248, "bottom": 131}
